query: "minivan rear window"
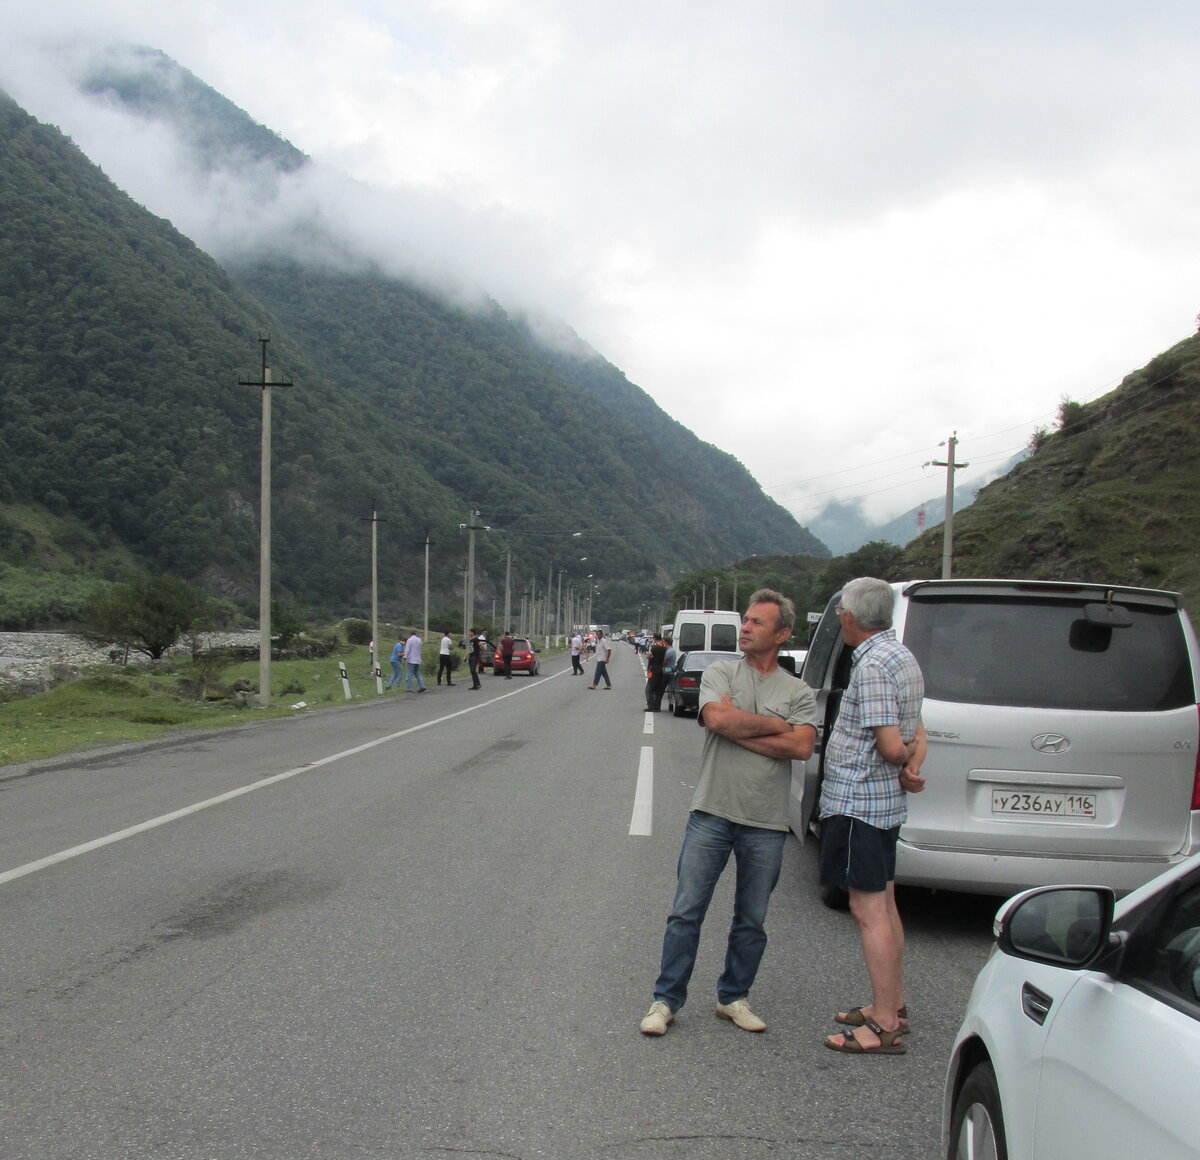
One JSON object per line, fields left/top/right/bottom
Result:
{"left": 677, "top": 624, "right": 706, "bottom": 652}
{"left": 711, "top": 623, "right": 740, "bottom": 651}
{"left": 903, "top": 595, "right": 1194, "bottom": 712}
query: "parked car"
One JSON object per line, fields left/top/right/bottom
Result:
{"left": 493, "top": 637, "right": 540, "bottom": 676}
{"left": 778, "top": 648, "right": 807, "bottom": 675}
{"left": 671, "top": 609, "right": 742, "bottom": 654}
{"left": 943, "top": 849, "right": 1200, "bottom": 1160}
{"left": 794, "top": 579, "right": 1200, "bottom": 901}
{"left": 666, "top": 650, "right": 742, "bottom": 716}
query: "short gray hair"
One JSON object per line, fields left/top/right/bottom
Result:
{"left": 748, "top": 588, "right": 795, "bottom": 632}
{"left": 840, "top": 577, "right": 895, "bottom": 631}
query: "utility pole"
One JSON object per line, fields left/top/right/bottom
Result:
{"left": 239, "top": 337, "right": 291, "bottom": 709}
{"left": 928, "top": 431, "right": 969, "bottom": 579}
{"left": 460, "top": 508, "right": 489, "bottom": 638}
{"left": 362, "top": 500, "right": 386, "bottom": 692}
{"left": 421, "top": 531, "right": 433, "bottom": 641}
{"left": 503, "top": 548, "right": 513, "bottom": 633}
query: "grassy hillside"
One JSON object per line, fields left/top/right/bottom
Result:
{"left": 901, "top": 334, "right": 1200, "bottom": 610}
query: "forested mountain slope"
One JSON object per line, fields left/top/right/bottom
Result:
{"left": 0, "top": 67, "right": 823, "bottom": 627}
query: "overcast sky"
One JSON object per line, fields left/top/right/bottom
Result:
{"left": 5, "top": 1, "right": 1200, "bottom": 531}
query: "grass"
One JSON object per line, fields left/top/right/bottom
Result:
{"left": 0, "top": 644, "right": 407, "bottom": 768}
{"left": 0, "top": 641, "right": 566, "bottom": 767}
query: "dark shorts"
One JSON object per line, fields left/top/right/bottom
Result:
{"left": 818, "top": 815, "right": 900, "bottom": 893}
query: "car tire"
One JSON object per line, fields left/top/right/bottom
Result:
{"left": 948, "top": 1061, "right": 1007, "bottom": 1160}
{"left": 672, "top": 695, "right": 685, "bottom": 717}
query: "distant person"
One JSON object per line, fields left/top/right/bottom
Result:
{"left": 819, "top": 577, "right": 926, "bottom": 1056}
{"left": 499, "top": 630, "right": 516, "bottom": 679}
{"left": 645, "top": 633, "right": 668, "bottom": 711}
{"left": 664, "top": 635, "right": 677, "bottom": 679}
{"left": 404, "top": 630, "right": 427, "bottom": 693}
{"left": 466, "top": 628, "right": 484, "bottom": 689}
{"left": 588, "top": 631, "right": 613, "bottom": 689}
{"left": 386, "top": 637, "right": 405, "bottom": 689}
{"left": 437, "top": 630, "right": 455, "bottom": 686}
{"left": 639, "top": 590, "right": 817, "bottom": 1037}
{"left": 570, "top": 631, "right": 585, "bottom": 676}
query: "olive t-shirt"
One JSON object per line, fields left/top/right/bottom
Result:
{"left": 693, "top": 659, "right": 818, "bottom": 831}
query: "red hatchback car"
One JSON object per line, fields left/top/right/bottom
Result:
{"left": 493, "top": 637, "right": 541, "bottom": 676}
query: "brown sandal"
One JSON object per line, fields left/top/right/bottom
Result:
{"left": 835, "top": 1004, "right": 910, "bottom": 1033}
{"left": 824, "top": 1015, "right": 907, "bottom": 1055}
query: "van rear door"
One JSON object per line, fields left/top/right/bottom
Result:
{"left": 899, "top": 587, "right": 1199, "bottom": 862}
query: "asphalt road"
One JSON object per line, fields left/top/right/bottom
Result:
{"left": 0, "top": 648, "right": 998, "bottom": 1159}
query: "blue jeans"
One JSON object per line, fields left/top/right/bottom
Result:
{"left": 386, "top": 660, "right": 403, "bottom": 688}
{"left": 591, "top": 660, "right": 611, "bottom": 687}
{"left": 405, "top": 661, "right": 426, "bottom": 691}
{"left": 653, "top": 811, "right": 785, "bottom": 1011}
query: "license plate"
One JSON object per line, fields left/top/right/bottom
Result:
{"left": 991, "top": 790, "right": 1097, "bottom": 818}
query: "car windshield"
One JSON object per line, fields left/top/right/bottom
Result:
{"left": 682, "top": 652, "right": 738, "bottom": 670}
{"left": 903, "top": 594, "right": 1194, "bottom": 712}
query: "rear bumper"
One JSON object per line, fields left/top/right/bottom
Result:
{"left": 896, "top": 839, "right": 1199, "bottom": 897}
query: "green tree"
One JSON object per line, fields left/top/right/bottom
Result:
{"left": 81, "top": 573, "right": 216, "bottom": 660}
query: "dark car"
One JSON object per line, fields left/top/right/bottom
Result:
{"left": 666, "top": 650, "right": 741, "bottom": 716}
{"left": 493, "top": 636, "right": 540, "bottom": 676}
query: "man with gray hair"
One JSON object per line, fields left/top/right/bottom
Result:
{"left": 820, "top": 577, "right": 926, "bottom": 1055}
{"left": 640, "top": 589, "right": 818, "bottom": 1037}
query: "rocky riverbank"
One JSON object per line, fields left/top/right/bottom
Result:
{"left": 0, "top": 632, "right": 261, "bottom": 694}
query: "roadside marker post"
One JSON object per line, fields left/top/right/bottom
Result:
{"left": 339, "top": 662, "right": 353, "bottom": 699}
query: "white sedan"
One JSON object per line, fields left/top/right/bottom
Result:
{"left": 943, "top": 849, "right": 1200, "bottom": 1160}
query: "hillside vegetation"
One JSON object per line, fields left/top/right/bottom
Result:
{"left": 901, "top": 334, "right": 1200, "bottom": 610}
{"left": 0, "top": 75, "right": 824, "bottom": 630}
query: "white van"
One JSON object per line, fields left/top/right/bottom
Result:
{"left": 672, "top": 609, "right": 742, "bottom": 655}
{"left": 793, "top": 579, "right": 1200, "bottom": 900}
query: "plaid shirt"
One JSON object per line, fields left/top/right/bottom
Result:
{"left": 819, "top": 629, "right": 924, "bottom": 829}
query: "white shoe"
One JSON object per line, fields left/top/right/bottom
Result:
{"left": 639, "top": 1000, "right": 674, "bottom": 1036}
{"left": 715, "top": 998, "right": 766, "bottom": 1032}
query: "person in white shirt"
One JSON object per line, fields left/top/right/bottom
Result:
{"left": 570, "top": 632, "right": 584, "bottom": 675}
{"left": 403, "top": 632, "right": 427, "bottom": 693}
{"left": 588, "top": 632, "right": 613, "bottom": 689}
{"left": 437, "top": 630, "right": 455, "bottom": 686}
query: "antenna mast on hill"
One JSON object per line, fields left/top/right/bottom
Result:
{"left": 239, "top": 337, "right": 292, "bottom": 708}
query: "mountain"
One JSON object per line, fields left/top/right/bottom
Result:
{"left": 900, "top": 336, "right": 1200, "bottom": 609}
{"left": 806, "top": 454, "right": 1025, "bottom": 555}
{"left": 0, "top": 54, "right": 826, "bottom": 629}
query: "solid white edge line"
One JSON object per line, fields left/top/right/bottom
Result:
{"left": 0, "top": 670, "right": 567, "bottom": 888}
{"left": 629, "top": 746, "right": 654, "bottom": 837}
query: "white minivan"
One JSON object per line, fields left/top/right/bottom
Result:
{"left": 671, "top": 609, "right": 742, "bottom": 655}
{"left": 793, "top": 579, "right": 1200, "bottom": 899}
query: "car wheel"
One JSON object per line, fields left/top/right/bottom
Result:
{"left": 672, "top": 695, "right": 685, "bottom": 717}
{"left": 948, "top": 1061, "right": 1007, "bottom": 1160}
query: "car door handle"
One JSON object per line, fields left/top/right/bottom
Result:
{"left": 1021, "top": 982, "right": 1053, "bottom": 1026}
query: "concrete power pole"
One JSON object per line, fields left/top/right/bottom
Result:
{"left": 460, "top": 508, "right": 489, "bottom": 638}
{"left": 239, "top": 337, "right": 292, "bottom": 709}
{"left": 928, "top": 432, "right": 969, "bottom": 579}
{"left": 362, "top": 500, "right": 385, "bottom": 692}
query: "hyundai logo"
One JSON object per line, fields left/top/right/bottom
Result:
{"left": 1031, "top": 733, "right": 1071, "bottom": 754}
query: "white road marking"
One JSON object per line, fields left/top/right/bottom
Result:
{"left": 629, "top": 746, "right": 654, "bottom": 837}
{"left": 643, "top": 713, "right": 654, "bottom": 734}
{"left": 0, "top": 672, "right": 564, "bottom": 888}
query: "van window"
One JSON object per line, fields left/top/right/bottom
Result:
{"left": 711, "top": 622, "right": 740, "bottom": 651}
{"left": 903, "top": 595, "right": 1194, "bottom": 712}
{"left": 677, "top": 623, "right": 706, "bottom": 652}
{"left": 802, "top": 593, "right": 843, "bottom": 688}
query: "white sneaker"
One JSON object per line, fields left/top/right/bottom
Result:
{"left": 715, "top": 998, "right": 766, "bottom": 1032}
{"left": 639, "top": 1000, "right": 674, "bottom": 1036}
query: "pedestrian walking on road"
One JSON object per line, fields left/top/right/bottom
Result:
{"left": 404, "top": 631, "right": 427, "bottom": 693}
{"left": 466, "top": 628, "right": 484, "bottom": 689}
{"left": 588, "top": 631, "right": 613, "bottom": 689}
{"left": 570, "top": 632, "right": 585, "bottom": 675}
{"left": 437, "top": 630, "right": 455, "bottom": 686}
{"left": 499, "top": 630, "right": 516, "bottom": 679}
{"left": 639, "top": 591, "right": 817, "bottom": 1038}
{"left": 386, "top": 638, "right": 405, "bottom": 689}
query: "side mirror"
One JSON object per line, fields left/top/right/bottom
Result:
{"left": 995, "top": 885, "right": 1116, "bottom": 969}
